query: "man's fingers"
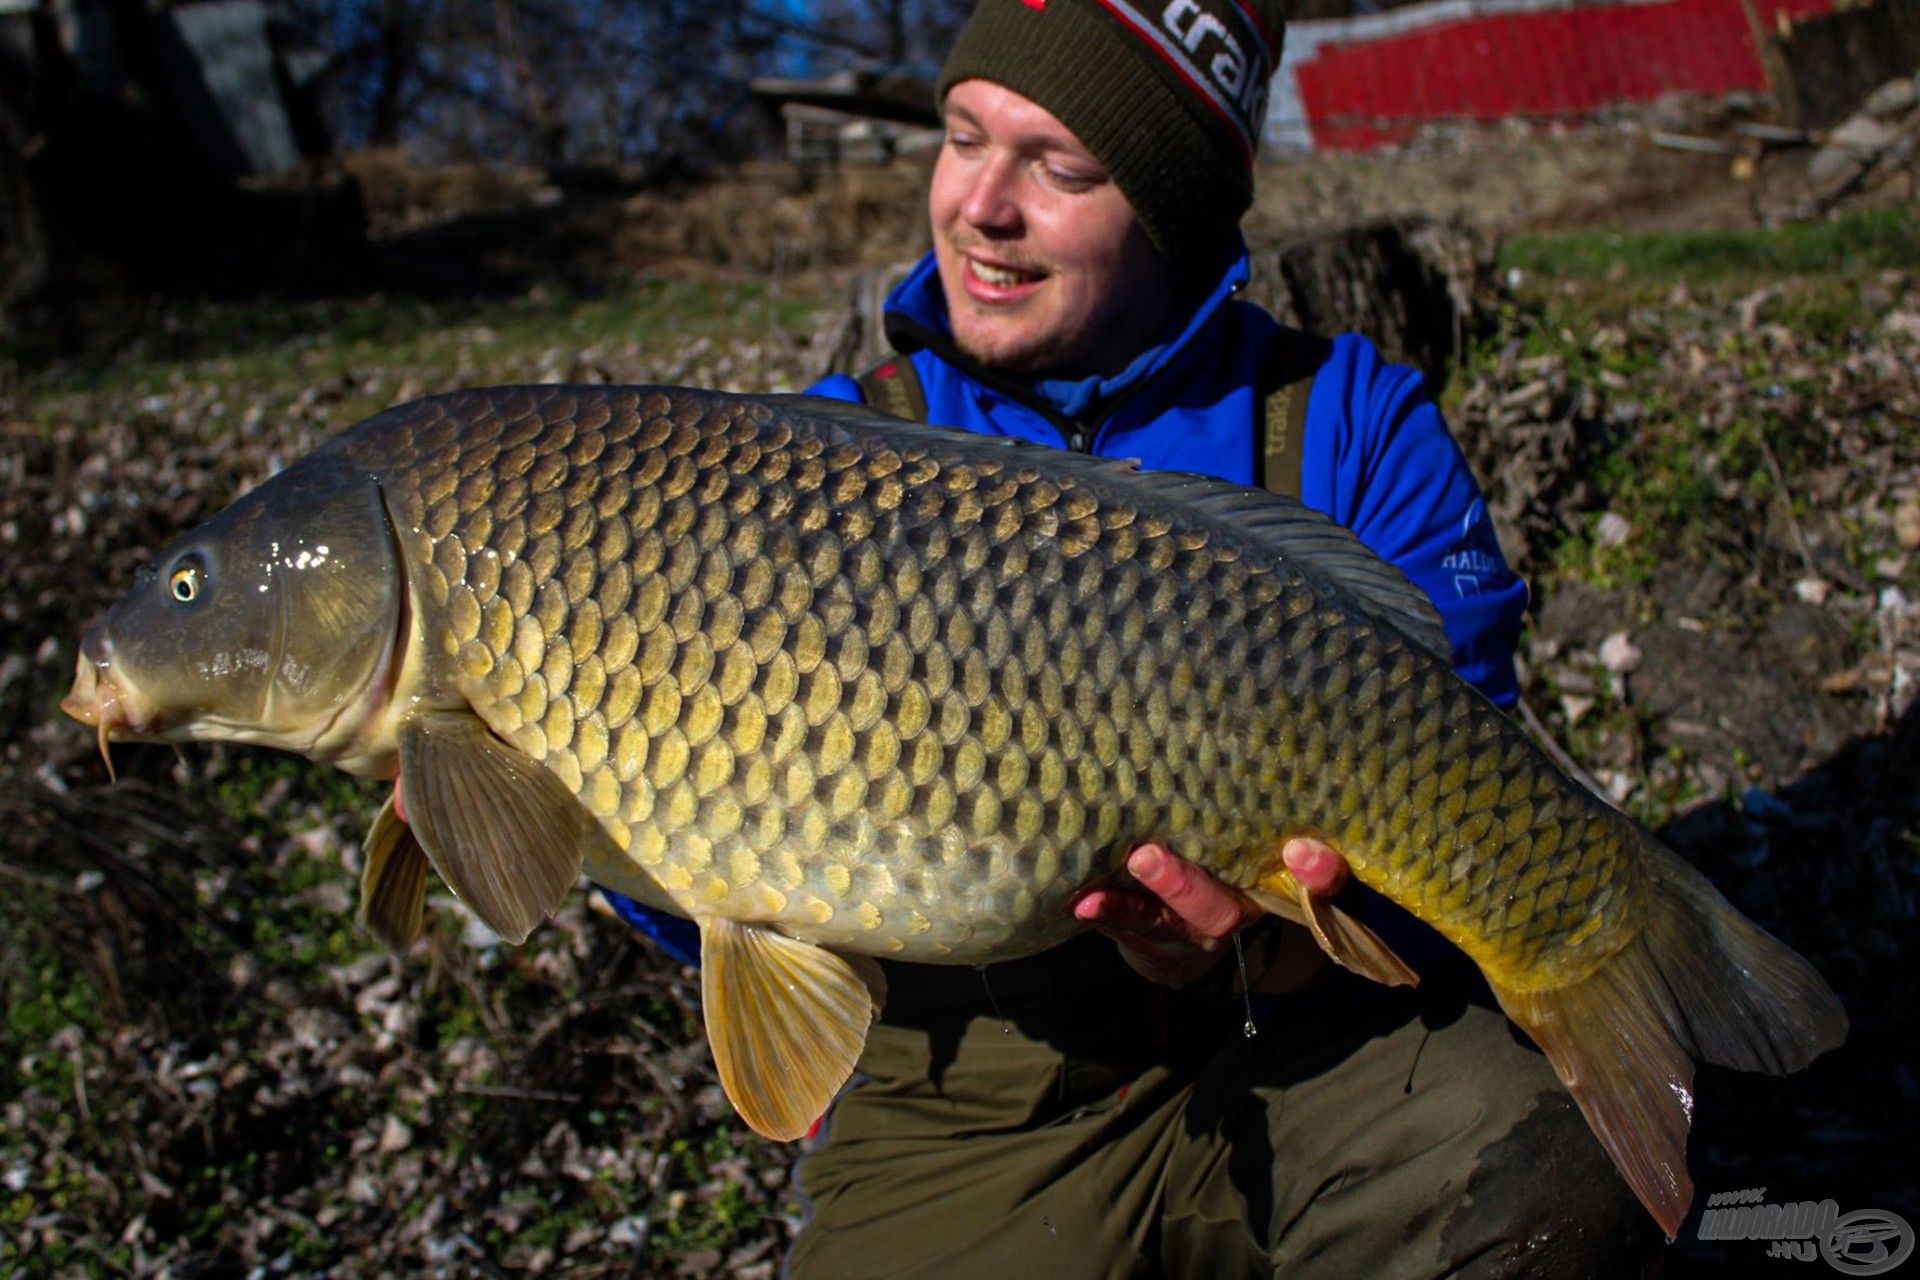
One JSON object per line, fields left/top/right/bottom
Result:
{"left": 1126, "top": 843, "right": 1255, "bottom": 941}
{"left": 1074, "top": 841, "right": 1349, "bottom": 992}
{"left": 1072, "top": 886, "right": 1182, "bottom": 938}
{"left": 1282, "top": 837, "right": 1348, "bottom": 895}
{"left": 1074, "top": 886, "right": 1226, "bottom": 986}
{"left": 1075, "top": 843, "right": 1344, "bottom": 990}
{"left": 1077, "top": 842, "right": 1348, "bottom": 939}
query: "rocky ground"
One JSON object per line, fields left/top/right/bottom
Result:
{"left": 1, "top": 107, "right": 1917, "bottom": 1276}
{"left": 1448, "top": 243, "right": 1920, "bottom": 1274}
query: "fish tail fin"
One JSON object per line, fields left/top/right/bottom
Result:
{"left": 1491, "top": 838, "right": 1847, "bottom": 1239}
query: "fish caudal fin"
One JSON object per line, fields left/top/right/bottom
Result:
{"left": 397, "top": 709, "right": 597, "bottom": 945}
{"left": 1247, "top": 875, "right": 1419, "bottom": 988}
{"left": 359, "top": 794, "right": 428, "bottom": 950}
{"left": 1493, "top": 943, "right": 1699, "bottom": 1239}
{"left": 700, "top": 918, "right": 887, "bottom": 1142}
{"left": 1490, "top": 839, "right": 1848, "bottom": 1239}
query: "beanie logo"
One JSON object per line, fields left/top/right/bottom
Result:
{"left": 1021, "top": 0, "right": 1045, "bottom": 7}
{"left": 1094, "top": 0, "right": 1273, "bottom": 158}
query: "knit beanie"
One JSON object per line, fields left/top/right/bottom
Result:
{"left": 937, "top": 0, "right": 1286, "bottom": 262}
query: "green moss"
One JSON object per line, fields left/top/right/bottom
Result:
{"left": 1463, "top": 223, "right": 1891, "bottom": 602}
{"left": 4, "top": 947, "right": 104, "bottom": 1048}
{"left": 1500, "top": 207, "right": 1918, "bottom": 284}
{"left": 625, "top": 1126, "right": 772, "bottom": 1258}
{"left": 195, "top": 753, "right": 371, "bottom": 836}
{"left": 16, "top": 275, "right": 835, "bottom": 413}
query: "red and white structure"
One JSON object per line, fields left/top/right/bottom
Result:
{"left": 1266, "top": 0, "right": 1836, "bottom": 150}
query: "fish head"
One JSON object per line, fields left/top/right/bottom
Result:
{"left": 63, "top": 456, "right": 404, "bottom": 768}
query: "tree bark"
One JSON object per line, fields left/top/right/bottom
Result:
{"left": 1243, "top": 217, "right": 1498, "bottom": 389}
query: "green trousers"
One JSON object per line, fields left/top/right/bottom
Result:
{"left": 786, "top": 937, "right": 1664, "bottom": 1279}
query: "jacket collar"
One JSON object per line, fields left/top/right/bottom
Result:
{"left": 881, "top": 237, "right": 1253, "bottom": 428}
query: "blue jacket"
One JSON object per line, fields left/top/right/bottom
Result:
{"left": 606, "top": 241, "right": 1528, "bottom": 965}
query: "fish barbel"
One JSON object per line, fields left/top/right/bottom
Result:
{"left": 62, "top": 386, "right": 1845, "bottom": 1234}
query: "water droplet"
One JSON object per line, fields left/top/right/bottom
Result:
{"left": 1233, "top": 933, "right": 1257, "bottom": 1038}
{"left": 976, "top": 964, "right": 1010, "bottom": 1034}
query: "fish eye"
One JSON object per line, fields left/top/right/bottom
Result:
{"left": 167, "top": 556, "right": 206, "bottom": 604}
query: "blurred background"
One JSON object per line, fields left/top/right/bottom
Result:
{"left": 1, "top": 1, "right": 1915, "bottom": 1275}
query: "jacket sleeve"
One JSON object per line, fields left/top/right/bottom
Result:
{"left": 597, "top": 370, "right": 869, "bottom": 961}
{"left": 1302, "top": 335, "right": 1528, "bottom": 707}
{"left": 599, "top": 890, "right": 701, "bottom": 967}
{"left": 803, "top": 372, "right": 864, "bottom": 402}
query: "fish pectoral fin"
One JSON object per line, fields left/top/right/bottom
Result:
{"left": 397, "top": 709, "right": 595, "bottom": 945}
{"left": 700, "top": 917, "right": 885, "bottom": 1142}
{"left": 358, "top": 793, "right": 429, "bottom": 950}
{"left": 1247, "top": 877, "right": 1419, "bottom": 989}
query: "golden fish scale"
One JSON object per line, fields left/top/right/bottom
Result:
{"left": 344, "top": 387, "right": 1642, "bottom": 977}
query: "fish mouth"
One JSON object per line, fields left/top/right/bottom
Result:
{"left": 60, "top": 632, "right": 152, "bottom": 781}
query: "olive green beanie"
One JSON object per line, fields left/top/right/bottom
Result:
{"left": 937, "top": 0, "right": 1286, "bottom": 262}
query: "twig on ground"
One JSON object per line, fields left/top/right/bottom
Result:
{"left": 454, "top": 1083, "right": 584, "bottom": 1104}
{"left": 1754, "top": 427, "right": 1826, "bottom": 586}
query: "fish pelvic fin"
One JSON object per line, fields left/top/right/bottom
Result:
{"left": 699, "top": 918, "right": 887, "bottom": 1142}
{"left": 1490, "top": 837, "right": 1848, "bottom": 1240}
{"left": 396, "top": 709, "right": 593, "bottom": 945}
{"left": 358, "top": 793, "right": 428, "bottom": 950}
{"left": 1247, "top": 870, "right": 1419, "bottom": 988}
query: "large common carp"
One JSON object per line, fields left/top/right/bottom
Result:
{"left": 63, "top": 386, "right": 1844, "bottom": 1234}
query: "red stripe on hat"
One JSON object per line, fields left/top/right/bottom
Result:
{"left": 1228, "top": 0, "right": 1280, "bottom": 64}
{"left": 1090, "top": 0, "right": 1255, "bottom": 162}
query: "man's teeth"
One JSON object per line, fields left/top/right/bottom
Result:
{"left": 973, "top": 260, "right": 1038, "bottom": 286}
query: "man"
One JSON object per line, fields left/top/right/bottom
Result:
{"left": 605, "top": 1, "right": 1665, "bottom": 1274}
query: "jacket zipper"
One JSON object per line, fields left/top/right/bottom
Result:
{"left": 885, "top": 314, "right": 1158, "bottom": 456}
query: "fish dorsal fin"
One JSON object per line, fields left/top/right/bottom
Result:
{"left": 700, "top": 917, "right": 887, "bottom": 1141}
{"left": 1124, "top": 471, "right": 1454, "bottom": 661}
{"left": 359, "top": 793, "right": 429, "bottom": 950}
{"left": 776, "top": 400, "right": 1452, "bottom": 661}
{"left": 396, "top": 708, "right": 596, "bottom": 944}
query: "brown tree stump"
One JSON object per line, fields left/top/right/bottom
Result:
{"left": 1243, "top": 216, "right": 1498, "bottom": 389}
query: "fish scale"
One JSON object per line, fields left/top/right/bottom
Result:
{"left": 65, "top": 384, "right": 1845, "bottom": 1231}
{"left": 351, "top": 387, "right": 1621, "bottom": 977}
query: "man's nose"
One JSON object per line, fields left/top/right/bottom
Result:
{"left": 959, "top": 156, "right": 1021, "bottom": 231}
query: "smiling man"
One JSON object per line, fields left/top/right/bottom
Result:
{"left": 601, "top": 0, "right": 1664, "bottom": 1274}
{"left": 929, "top": 78, "right": 1176, "bottom": 377}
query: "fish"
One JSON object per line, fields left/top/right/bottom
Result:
{"left": 61, "top": 385, "right": 1845, "bottom": 1235}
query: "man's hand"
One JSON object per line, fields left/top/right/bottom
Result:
{"left": 1070, "top": 841, "right": 1349, "bottom": 990}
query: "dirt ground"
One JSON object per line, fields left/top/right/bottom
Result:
{"left": 330, "top": 112, "right": 1916, "bottom": 291}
